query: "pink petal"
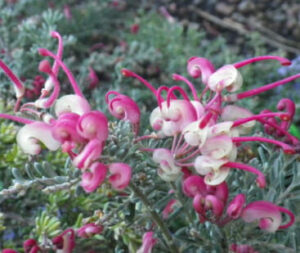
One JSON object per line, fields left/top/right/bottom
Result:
{"left": 108, "top": 163, "right": 132, "bottom": 190}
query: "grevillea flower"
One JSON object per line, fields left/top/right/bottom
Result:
{"left": 55, "top": 95, "right": 91, "bottom": 116}
{"left": 2, "top": 250, "right": 19, "bottom": 253}
{"left": 137, "top": 231, "right": 157, "bottom": 253}
{"left": 241, "top": 201, "right": 295, "bottom": 232}
{"left": 87, "top": 67, "right": 99, "bottom": 89}
{"left": 77, "top": 223, "right": 103, "bottom": 238}
{"left": 81, "top": 162, "right": 107, "bottom": 193}
{"left": 108, "top": 163, "right": 132, "bottom": 190}
{"left": 162, "top": 199, "right": 178, "bottom": 219}
{"left": 230, "top": 244, "right": 259, "bottom": 253}
{"left": 105, "top": 91, "right": 140, "bottom": 134}
{"left": 76, "top": 111, "right": 108, "bottom": 142}
{"left": 17, "top": 122, "right": 60, "bottom": 155}
{"left": 226, "top": 194, "right": 246, "bottom": 219}
{"left": 208, "top": 65, "right": 243, "bottom": 92}
{"left": 52, "top": 229, "right": 75, "bottom": 253}
{"left": 187, "top": 57, "right": 215, "bottom": 84}
{"left": 73, "top": 139, "right": 103, "bottom": 169}
{"left": 152, "top": 148, "right": 181, "bottom": 181}
{"left": 23, "top": 239, "right": 41, "bottom": 253}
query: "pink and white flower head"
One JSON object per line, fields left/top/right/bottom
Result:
{"left": 182, "top": 119, "right": 209, "bottom": 147}
{"left": 221, "top": 105, "right": 255, "bottom": 135}
{"left": 187, "top": 57, "right": 215, "bottom": 84}
{"left": 194, "top": 155, "right": 227, "bottom": 176}
{"left": 153, "top": 148, "right": 181, "bottom": 181}
{"left": 150, "top": 99, "right": 197, "bottom": 137}
{"left": 208, "top": 65, "right": 243, "bottom": 92}
{"left": 105, "top": 91, "right": 140, "bottom": 134}
{"left": 230, "top": 244, "right": 259, "bottom": 253}
{"left": 227, "top": 194, "right": 246, "bottom": 219}
{"left": 55, "top": 95, "right": 91, "bottom": 117}
{"left": 193, "top": 193, "right": 225, "bottom": 219}
{"left": 17, "top": 122, "right": 60, "bottom": 155}
{"left": 76, "top": 111, "right": 108, "bottom": 142}
{"left": 81, "top": 162, "right": 107, "bottom": 193}
{"left": 73, "top": 139, "right": 103, "bottom": 169}
{"left": 77, "top": 223, "right": 103, "bottom": 238}
{"left": 137, "top": 231, "right": 157, "bottom": 253}
{"left": 52, "top": 229, "right": 75, "bottom": 253}
{"left": 182, "top": 175, "right": 206, "bottom": 198}
{"left": 108, "top": 163, "right": 132, "bottom": 190}
{"left": 52, "top": 113, "right": 86, "bottom": 146}
{"left": 200, "top": 135, "right": 236, "bottom": 160}
{"left": 241, "top": 201, "right": 295, "bottom": 233}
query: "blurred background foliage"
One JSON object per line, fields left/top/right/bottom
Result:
{"left": 0, "top": 0, "right": 299, "bottom": 252}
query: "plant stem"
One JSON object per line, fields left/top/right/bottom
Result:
{"left": 129, "top": 182, "right": 179, "bottom": 253}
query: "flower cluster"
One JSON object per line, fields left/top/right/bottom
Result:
{"left": 0, "top": 31, "right": 132, "bottom": 194}
{"left": 1, "top": 29, "right": 299, "bottom": 252}
{"left": 122, "top": 55, "right": 298, "bottom": 234}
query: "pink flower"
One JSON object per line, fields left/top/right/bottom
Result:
{"left": 241, "top": 201, "right": 295, "bottom": 232}
{"left": 230, "top": 244, "right": 259, "bottom": 253}
{"left": 130, "top": 24, "right": 139, "bottom": 34}
{"left": 187, "top": 57, "right": 215, "bottom": 84}
{"left": 227, "top": 194, "right": 246, "bottom": 219}
{"left": 162, "top": 199, "right": 178, "bottom": 219}
{"left": 73, "top": 139, "right": 103, "bottom": 169}
{"left": 108, "top": 163, "right": 132, "bottom": 190}
{"left": 137, "top": 232, "right": 157, "bottom": 253}
{"left": 2, "top": 250, "right": 19, "bottom": 253}
{"left": 77, "top": 223, "right": 103, "bottom": 238}
{"left": 87, "top": 67, "right": 99, "bottom": 90}
{"left": 153, "top": 148, "right": 181, "bottom": 181}
{"left": 105, "top": 91, "right": 140, "bottom": 134}
{"left": 76, "top": 111, "right": 108, "bottom": 142}
{"left": 52, "top": 229, "right": 75, "bottom": 253}
{"left": 81, "top": 162, "right": 107, "bottom": 193}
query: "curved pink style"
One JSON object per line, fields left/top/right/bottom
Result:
{"left": 121, "top": 68, "right": 157, "bottom": 96}
{"left": 37, "top": 60, "right": 61, "bottom": 108}
{"left": 137, "top": 231, "right": 157, "bottom": 253}
{"left": 81, "top": 162, "right": 107, "bottom": 193}
{"left": 241, "top": 201, "right": 295, "bottom": 232}
{"left": 52, "top": 229, "right": 75, "bottom": 253}
{"left": 166, "top": 86, "right": 191, "bottom": 107}
{"left": 233, "top": 55, "right": 291, "bottom": 69}
{"left": 232, "top": 136, "right": 295, "bottom": 154}
{"left": 38, "top": 48, "right": 83, "bottom": 97}
{"left": 0, "top": 113, "right": 34, "bottom": 124}
{"left": 73, "top": 139, "right": 103, "bottom": 169}
{"left": 227, "top": 194, "right": 246, "bottom": 219}
{"left": 187, "top": 57, "right": 215, "bottom": 84}
{"left": 276, "top": 98, "right": 295, "bottom": 133}
{"left": 108, "top": 163, "right": 132, "bottom": 190}
{"left": 0, "top": 59, "right": 25, "bottom": 111}
{"left": 226, "top": 72, "right": 300, "bottom": 101}
{"left": 105, "top": 91, "right": 140, "bottom": 134}
{"left": 77, "top": 111, "right": 108, "bottom": 142}
{"left": 182, "top": 175, "right": 206, "bottom": 198}
{"left": 224, "top": 162, "right": 266, "bottom": 188}
{"left": 77, "top": 223, "right": 103, "bottom": 238}
{"left": 172, "top": 73, "right": 199, "bottom": 101}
